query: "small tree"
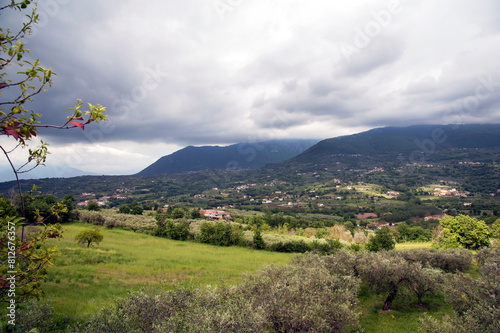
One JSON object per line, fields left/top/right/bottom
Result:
{"left": 190, "top": 208, "right": 201, "bottom": 219}
{"left": 253, "top": 229, "right": 265, "bottom": 249}
{"left": 357, "top": 251, "right": 443, "bottom": 310}
{"left": 366, "top": 226, "right": 395, "bottom": 252}
{"left": 75, "top": 226, "right": 103, "bottom": 248}
{"left": 86, "top": 200, "right": 101, "bottom": 212}
{"left": 171, "top": 207, "right": 186, "bottom": 219}
{"left": 118, "top": 204, "right": 131, "bottom": 214}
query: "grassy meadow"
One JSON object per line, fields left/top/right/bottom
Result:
{"left": 43, "top": 223, "right": 292, "bottom": 321}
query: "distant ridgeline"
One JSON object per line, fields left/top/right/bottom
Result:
{"left": 283, "top": 124, "right": 500, "bottom": 169}
{"left": 1, "top": 124, "right": 500, "bottom": 198}
{"left": 135, "top": 139, "right": 320, "bottom": 176}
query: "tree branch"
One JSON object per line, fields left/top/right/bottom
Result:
{"left": 0, "top": 144, "right": 25, "bottom": 217}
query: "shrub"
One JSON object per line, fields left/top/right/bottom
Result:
{"left": 352, "top": 229, "right": 368, "bottom": 244}
{"left": 325, "top": 224, "right": 353, "bottom": 242}
{"left": 76, "top": 287, "right": 266, "bottom": 333}
{"left": 322, "top": 248, "right": 359, "bottom": 277}
{"left": 475, "top": 246, "right": 500, "bottom": 267}
{"left": 171, "top": 207, "right": 186, "bottom": 219}
{"left": 118, "top": 204, "right": 131, "bottom": 214}
{"left": 268, "top": 240, "right": 310, "bottom": 253}
{"left": 87, "top": 200, "right": 101, "bottom": 211}
{"left": 76, "top": 256, "right": 361, "bottom": 332}
{"left": 13, "top": 300, "right": 56, "bottom": 333}
{"left": 161, "top": 220, "right": 190, "bottom": 241}
{"left": 158, "top": 286, "right": 268, "bottom": 333}
{"left": 199, "top": 222, "right": 241, "bottom": 246}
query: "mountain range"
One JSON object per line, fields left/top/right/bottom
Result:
{"left": 1, "top": 124, "right": 500, "bottom": 188}
{"left": 285, "top": 123, "right": 500, "bottom": 168}
{"left": 137, "top": 124, "right": 500, "bottom": 177}
{"left": 135, "top": 139, "right": 320, "bottom": 176}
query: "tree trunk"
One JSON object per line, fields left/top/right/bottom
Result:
{"left": 87, "top": 240, "right": 91, "bottom": 248}
{"left": 383, "top": 282, "right": 398, "bottom": 311}
{"left": 416, "top": 292, "right": 424, "bottom": 306}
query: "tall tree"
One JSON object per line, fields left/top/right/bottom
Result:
{"left": 433, "top": 215, "right": 490, "bottom": 250}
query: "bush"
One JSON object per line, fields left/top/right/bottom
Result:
{"left": 12, "top": 300, "right": 56, "bottom": 333}
{"left": 475, "top": 246, "right": 500, "bottom": 267}
{"left": 158, "top": 220, "right": 190, "bottom": 241}
{"left": 322, "top": 248, "right": 359, "bottom": 276}
{"left": 76, "top": 287, "right": 266, "bottom": 333}
{"left": 356, "top": 251, "right": 444, "bottom": 310}
{"left": 158, "top": 286, "right": 268, "bottom": 333}
{"left": 268, "top": 240, "right": 310, "bottom": 253}
{"left": 118, "top": 204, "right": 131, "bottom": 214}
{"left": 199, "top": 222, "right": 241, "bottom": 246}
{"left": 87, "top": 200, "right": 101, "bottom": 211}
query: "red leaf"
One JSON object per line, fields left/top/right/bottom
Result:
{"left": 5, "top": 128, "right": 20, "bottom": 139}
{"left": 69, "top": 121, "right": 85, "bottom": 130}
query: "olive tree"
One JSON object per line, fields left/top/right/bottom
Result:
{"left": 421, "top": 248, "right": 500, "bottom": 333}
{"left": 357, "top": 251, "right": 444, "bottom": 310}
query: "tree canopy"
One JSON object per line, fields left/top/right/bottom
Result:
{"left": 433, "top": 215, "right": 490, "bottom": 250}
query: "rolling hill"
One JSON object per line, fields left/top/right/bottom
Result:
{"left": 135, "top": 139, "right": 319, "bottom": 176}
{"left": 286, "top": 124, "right": 500, "bottom": 167}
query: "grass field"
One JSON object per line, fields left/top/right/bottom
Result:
{"left": 40, "top": 224, "right": 450, "bottom": 331}
{"left": 43, "top": 223, "right": 292, "bottom": 321}
{"left": 395, "top": 242, "right": 432, "bottom": 250}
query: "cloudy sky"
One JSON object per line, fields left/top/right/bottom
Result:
{"left": 1, "top": 0, "right": 500, "bottom": 178}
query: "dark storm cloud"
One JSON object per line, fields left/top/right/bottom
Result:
{"left": 2, "top": 0, "right": 499, "bottom": 174}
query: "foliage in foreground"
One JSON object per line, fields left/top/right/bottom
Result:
{"left": 10, "top": 238, "right": 493, "bottom": 332}
{"left": 0, "top": 215, "right": 62, "bottom": 303}
{"left": 421, "top": 247, "right": 500, "bottom": 333}
{"left": 74, "top": 253, "right": 361, "bottom": 333}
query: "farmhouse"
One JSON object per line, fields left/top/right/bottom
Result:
{"left": 424, "top": 214, "right": 452, "bottom": 221}
{"left": 200, "top": 210, "right": 232, "bottom": 220}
